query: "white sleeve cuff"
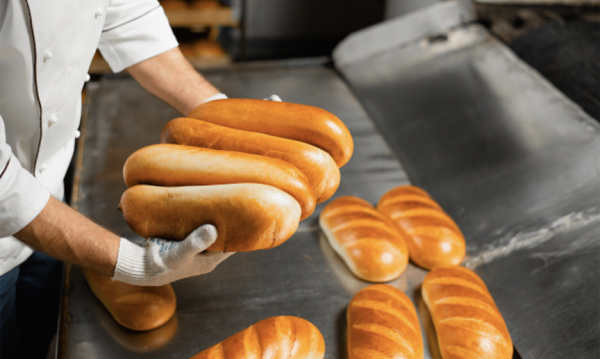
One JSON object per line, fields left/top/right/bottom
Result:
{"left": 0, "top": 155, "right": 51, "bottom": 237}
{"left": 98, "top": 6, "right": 178, "bottom": 73}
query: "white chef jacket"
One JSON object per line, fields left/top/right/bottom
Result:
{"left": 0, "top": 0, "right": 178, "bottom": 275}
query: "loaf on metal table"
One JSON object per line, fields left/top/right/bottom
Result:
{"left": 320, "top": 196, "right": 409, "bottom": 282}
{"left": 422, "top": 265, "right": 513, "bottom": 359}
{"left": 189, "top": 316, "right": 325, "bottom": 359}
{"left": 347, "top": 284, "right": 423, "bottom": 359}
{"left": 377, "top": 185, "right": 466, "bottom": 270}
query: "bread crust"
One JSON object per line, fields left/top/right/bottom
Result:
{"left": 83, "top": 269, "right": 176, "bottom": 331}
{"left": 187, "top": 98, "right": 354, "bottom": 168}
{"left": 123, "top": 144, "right": 316, "bottom": 220}
{"left": 319, "top": 196, "right": 409, "bottom": 282}
{"left": 347, "top": 284, "right": 423, "bottom": 359}
{"left": 190, "top": 316, "right": 325, "bottom": 359}
{"left": 161, "top": 117, "right": 340, "bottom": 203}
{"left": 422, "top": 265, "right": 513, "bottom": 359}
{"left": 377, "top": 185, "right": 466, "bottom": 270}
{"left": 118, "top": 183, "right": 301, "bottom": 252}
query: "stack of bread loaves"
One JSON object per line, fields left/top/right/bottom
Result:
{"left": 119, "top": 98, "right": 353, "bottom": 251}
{"left": 85, "top": 99, "right": 352, "bottom": 335}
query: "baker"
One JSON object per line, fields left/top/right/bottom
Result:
{"left": 0, "top": 0, "right": 236, "bottom": 357}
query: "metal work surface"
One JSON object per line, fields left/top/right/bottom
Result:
{"left": 334, "top": 2, "right": 600, "bottom": 358}
{"left": 61, "top": 59, "right": 426, "bottom": 358}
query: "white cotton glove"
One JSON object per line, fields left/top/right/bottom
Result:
{"left": 202, "top": 93, "right": 283, "bottom": 103}
{"left": 113, "top": 224, "right": 233, "bottom": 286}
{"left": 203, "top": 92, "right": 228, "bottom": 103}
{"left": 263, "top": 94, "right": 282, "bottom": 102}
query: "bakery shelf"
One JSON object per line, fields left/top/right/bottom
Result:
{"left": 165, "top": 7, "right": 238, "bottom": 27}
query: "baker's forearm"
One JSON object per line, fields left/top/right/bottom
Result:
{"left": 127, "top": 47, "right": 220, "bottom": 115}
{"left": 14, "top": 196, "right": 120, "bottom": 276}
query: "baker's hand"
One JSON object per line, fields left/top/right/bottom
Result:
{"left": 113, "top": 224, "right": 233, "bottom": 286}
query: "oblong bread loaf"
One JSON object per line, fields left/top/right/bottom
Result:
{"left": 422, "top": 265, "right": 513, "bottom": 359}
{"left": 123, "top": 144, "right": 316, "bottom": 220}
{"left": 348, "top": 284, "right": 423, "bottom": 359}
{"left": 188, "top": 98, "right": 354, "bottom": 167}
{"left": 118, "top": 183, "right": 301, "bottom": 252}
{"left": 83, "top": 268, "right": 176, "bottom": 331}
{"left": 161, "top": 117, "right": 340, "bottom": 203}
{"left": 190, "top": 316, "right": 325, "bottom": 359}
{"left": 377, "top": 185, "right": 466, "bottom": 270}
{"left": 320, "top": 196, "right": 409, "bottom": 282}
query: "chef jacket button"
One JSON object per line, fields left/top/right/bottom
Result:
{"left": 74, "top": 130, "right": 81, "bottom": 139}
{"left": 95, "top": 8, "right": 104, "bottom": 18}
{"left": 48, "top": 113, "right": 58, "bottom": 126}
{"left": 85, "top": 74, "right": 91, "bottom": 82}
{"left": 39, "top": 163, "right": 48, "bottom": 173}
{"left": 43, "top": 49, "right": 53, "bottom": 62}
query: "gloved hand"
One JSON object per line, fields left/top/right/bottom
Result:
{"left": 113, "top": 224, "right": 233, "bottom": 286}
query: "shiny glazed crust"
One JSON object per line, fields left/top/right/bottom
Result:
{"left": 190, "top": 316, "right": 325, "bottom": 359}
{"left": 118, "top": 183, "right": 301, "bottom": 252}
{"left": 161, "top": 117, "right": 340, "bottom": 204}
{"left": 377, "top": 185, "right": 466, "bottom": 270}
{"left": 422, "top": 265, "right": 513, "bottom": 359}
{"left": 83, "top": 269, "right": 176, "bottom": 331}
{"left": 319, "top": 196, "right": 409, "bottom": 282}
{"left": 347, "top": 284, "right": 423, "bottom": 359}
{"left": 187, "top": 98, "right": 354, "bottom": 168}
{"left": 123, "top": 144, "right": 316, "bottom": 220}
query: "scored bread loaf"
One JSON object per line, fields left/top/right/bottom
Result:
{"left": 377, "top": 185, "right": 466, "bottom": 270}
{"left": 319, "top": 196, "right": 409, "bottom": 282}
{"left": 187, "top": 98, "right": 354, "bottom": 168}
{"left": 161, "top": 117, "right": 340, "bottom": 203}
{"left": 347, "top": 284, "right": 423, "bottom": 359}
{"left": 118, "top": 183, "right": 301, "bottom": 252}
{"left": 83, "top": 268, "right": 176, "bottom": 331}
{"left": 123, "top": 144, "right": 316, "bottom": 220}
{"left": 190, "top": 316, "right": 325, "bottom": 359}
{"left": 422, "top": 265, "right": 513, "bottom": 359}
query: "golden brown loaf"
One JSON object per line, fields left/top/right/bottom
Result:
{"left": 422, "top": 265, "right": 513, "bottom": 359}
{"left": 377, "top": 185, "right": 466, "bottom": 270}
{"left": 319, "top": 196, "right": 409, "bottom": 282}
{"left": 123, "top": 144, "right": 316, "bottom": 220}
{"left": 347, "top": 284, "right": 423, "bottom": 359}
{"left": 118, "top": 183, "right": 301, "bottom": 252}
{"left": 83, "top": 269, "right": 176, "bottom": 331}
{"left": 190, "top": 316, "right": 325, "bottom": 359}
{"left": 187, "top": 98, "right": 354, "bottom": 168}
{"left": 161, "top": 117, "right": 340, "bottom": 203}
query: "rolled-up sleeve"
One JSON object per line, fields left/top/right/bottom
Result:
{"left": 0, "top": 114, "right": 50, "bottom": 238}
{"left": 98, "top": 0, "right": 178, "bottom": 73}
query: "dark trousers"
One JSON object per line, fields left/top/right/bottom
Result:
{"left": 0, "top": 251, "right": 63, "bottom": 359}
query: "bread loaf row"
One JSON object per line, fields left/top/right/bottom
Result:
{"left": 346, "top": 266, "right": 512, "bottom": 359}
{"left": 318, "top": 185, "right": 511, "bottom": 359}
{"left": 182, "top": 266, "right": 512, "bottom": 359}
{"left": 319, "top": 185, "right": 466, "bottom": 283}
